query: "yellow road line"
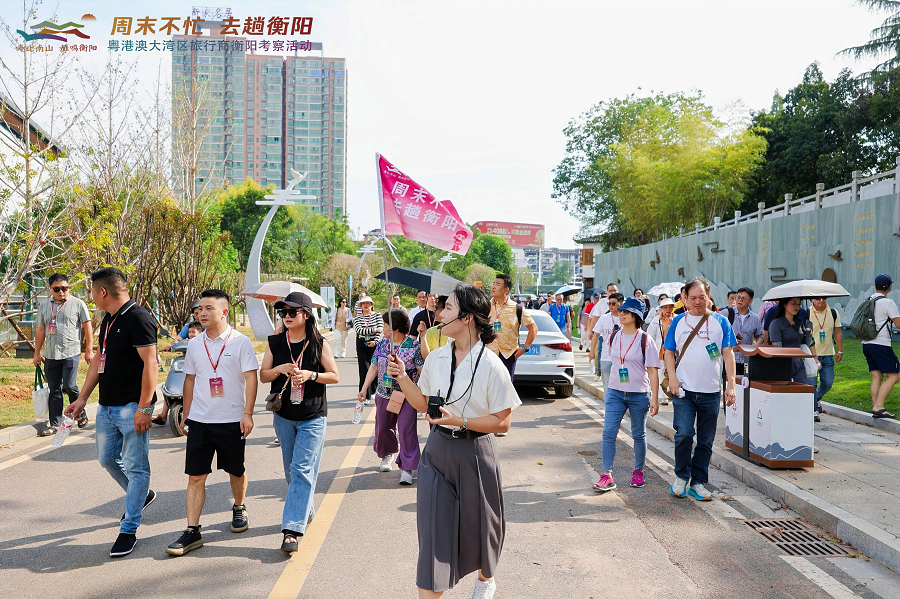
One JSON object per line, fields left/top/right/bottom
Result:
{"left": 268, "top": 408, "right": 377, "bottom": 599}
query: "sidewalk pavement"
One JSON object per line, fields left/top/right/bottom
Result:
{"left": 572, "top": 349, "right": 900, "bottom": 573}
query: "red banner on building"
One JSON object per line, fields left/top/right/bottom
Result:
{"left": 473, "top": 221, "right": 545, "bottom": 247}
{"left": 377, "top": 153, "right": 473, "bottom": 255}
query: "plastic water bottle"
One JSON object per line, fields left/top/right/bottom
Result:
{"left": 51, "top": 417, "right": 74, "bottom": 448}
{"left": 352, "top": 402, "right": 364, "bottom": 424}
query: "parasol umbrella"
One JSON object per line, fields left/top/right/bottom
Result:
{"left": 240, "top": 281, "right": 327, "bottom": 307}
{"left": 375, "top": 267, "right": 463, "bottom": 296}
{"left": 762, "top": 280, "right": 850, "bottom": 301}
{"left": 647, "top": 282, "right": 684, "bottom": 297}
{"left": 554, "top": 284, "right": 582, "bottom": 297}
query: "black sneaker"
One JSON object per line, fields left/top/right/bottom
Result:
{"left": 120, "top": 489, "right": 157, "bottom": 521}
{"left": 110, "top": 533, "right": 137, "bottom": 558}
{"left": 165, "top": 526, "right": 203, "bottom": 556}
{"left": 231, "top": 504, "right": 249, "bottom": 533}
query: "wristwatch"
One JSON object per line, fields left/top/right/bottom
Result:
{"left": 462, "top": 416, "right": 468, "bottom": 430}
{"left": 310, "top": 371, "right": 318, "bottom": 381}
{"left": 137, "top": 406, "right": 153, "bottom": 415}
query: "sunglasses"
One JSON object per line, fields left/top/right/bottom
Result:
{"left": 812, "top": 297, "right": 826, "bottom": 301}
{"left": 278, "top": 308, "right": 302, "bottom": 318}
{"left": 52, "top": 286, "right": 69, "bottom": 292}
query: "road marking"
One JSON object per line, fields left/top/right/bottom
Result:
{"left": 0, "top": 430, "right": 94, "bottom": 472}
{"left": 267, "top": 408, "right": 377, "bottom": 599}
{"left": 781, "top": 556, "right": 860, "bottom": 598}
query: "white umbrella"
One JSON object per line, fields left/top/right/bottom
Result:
{"left": 762, "top": 280, "right": 850, "bottom": 301}
{"left": 240, "top": 281, "right": 327, "bottom": 308}
{"left": 554, "top": 284, "right": 582, "bottom": 297}
{"left": 647, "top": 282, "right": 683, "bottom": 297}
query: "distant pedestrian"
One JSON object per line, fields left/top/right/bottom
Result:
{"left": 419, "top": 295, "right": 451, "bottom": 359}
{"left": 487, "top": 274, "right": 537, "bottom": 382}
{"left": 549, "top": 294, "right": 572, "bottom": 339}
{"left": 673, "top": 286, "right": 687, "bottom": 315}
{"left": 259, "top": 291, "right": 340, "bottom": 552}
{"left": 769, "top": 298, "right": 818, "bottom": 396}
{"left": 589, "top": 293, "right": 623, "bottom": 391}
{"left": 358, "top": 310, "right": 424, "bottom": 485}
{"left": 410, "top": 293, "right": 437, "bottom": 336}
{"left": 647, "top": 297, "right": 675, "bottom": 404}
{"left": 726, "top": 287, "right": 764, "bottom": 379}
{"left": 391, "top": 295, "right": 408, "bottom": 317}
{"left": 64, "top": 267, "right": 159, "bottom": 558}
{"left": 587, "top": 283, "right": 619, "bottom": 368}
{"left": 860, "top": 275, "right": 900, "bottom": 419}
{"left": 165, "top": 290, "right": 259, "bottom": 556}
{"left": 592, "top": 297, "right": 660, "bottom": 493}
{"left": 386, "top": 284, "right": 521, "bottom": 599}
{"left": 579, "top": 292, "right": 600, "bottom": 351}
{"left": 809, "top": 296, "right": 843, "bottom": 418}
{"left": 539, "top": 292, "right": 553, "bottom": 312}
{"left": 663, "top": 277, "right": 737, "bottom": 502}
{"left": 331, "top": 298, "right": 351, "bottom": 358}
{"left": 175, "top": 301, "right": 202, "bottom": 342}
{"left": 34, "top": 273, "right": 93, "bottom": 434}
{"left": 408, "top": 290, "right": 428, "bottom": 322}
{"left": 353, "top": 290, "right": 367, "bottom": 318}
{"left": 725, "top": 291, "right": 737, "bottom": 309}
{"left": 354, "top": 296, "right": 383, "bottom": 401}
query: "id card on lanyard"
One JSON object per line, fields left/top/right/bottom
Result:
{"left": 48, "top": 300, "right": 66, "bottom": 335}
{"left": 98, "top": 302, "right": 134, "bottom": 373}
{"left": 286, "top": 332, "right": 309, "bottom": 405}
{"left": 203, "top": 328, "right": 232, "bottom": 398}
{"left": 618, "top": 331, "right": 640, "bottom": 383}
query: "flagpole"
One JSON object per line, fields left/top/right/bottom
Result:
{"left": 375, "top": 153, "right": 394, "bottom": 354}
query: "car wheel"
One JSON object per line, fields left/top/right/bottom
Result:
{"left": 168, "top": 402, "right": 185, "bottom": 437}
{"left": 555, "top": 384, "right": 573, "bottom": 398}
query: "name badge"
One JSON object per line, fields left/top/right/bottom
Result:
{"left": 290, "top": 380, "right": 304, "bottom": 404}
{"left": 493, "top": 320, "right": 501, "bottom": 333}
{"left": 618, "top": 367, "right": 630, "bottom": 383}
{"left": 819, "top": 331, "right": 825, "bottom": 342}
{"left": 48, "top": 321, "right": 57, "bottom": 335}
{"left": 705, "top": 342, "right": 721, "bottom": 359}
{"left": 98, "top": 354, "right": 107, "bottom": 373}
{"left": 209, "top": 377, "right": 224, "bottom": 397}
{"left": 382, "top": 371, "right": 393, "bottom": 389}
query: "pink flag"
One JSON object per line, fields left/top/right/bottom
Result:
{"left": 377, "top": 153, "right": 473, "bottom": 255}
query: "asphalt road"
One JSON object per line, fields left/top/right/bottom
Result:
{"left": 0, "top": 339, "right": 893, "bottom": 598}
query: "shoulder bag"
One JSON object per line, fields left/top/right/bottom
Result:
{"left": 661, "top": 312, "right": 711, "bottom": 399}
{"left": 266, "top": 340, "right": 309, "bottom": 412}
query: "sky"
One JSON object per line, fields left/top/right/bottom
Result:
{"left": 0, "top": 0, "right": 885, "bottom": 248}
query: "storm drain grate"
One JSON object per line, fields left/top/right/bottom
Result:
{"left": 745, "top": 519, "right": 848, "bottom": 557}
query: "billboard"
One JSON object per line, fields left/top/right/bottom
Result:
{"left": 473, "top": 221, "right": 544, "bottom": 248}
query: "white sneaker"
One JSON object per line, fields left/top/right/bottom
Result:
{"left": 379, "top": 455, "right": 394, "bottom": 472}
{"left": 399, "top": 470, "right": 413, "bottom": 485}
{"left": 470, "top": 577, "right": 496, "bottom": 599}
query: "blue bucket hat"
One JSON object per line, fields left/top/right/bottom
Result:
{"left": 618, "top": 297, "right": 646, "bottom": 321}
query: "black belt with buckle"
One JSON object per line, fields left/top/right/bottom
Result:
{"left": 433, "top": 425, "right": 489, "bottom": 439}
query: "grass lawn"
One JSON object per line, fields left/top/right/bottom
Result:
{"left": 0, "top": 323, "right": 273, "bottom": 430}
{"left": 828, "top": 337, "right": 900, "bottom": 416}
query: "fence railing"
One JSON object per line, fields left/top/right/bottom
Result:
{"left": 673, "top": 156, "right": 900, "bottom": 238}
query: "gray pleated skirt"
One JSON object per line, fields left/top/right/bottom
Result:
{"left": 416, "top": 427, "right": 506, "bottom": 592}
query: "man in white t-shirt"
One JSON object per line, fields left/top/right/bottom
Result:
{"left": 588, "top": 283, "right": 618, "bottom": 332}
{"left": 589, "top": 293, "right": 622, "bottom": 391}
{"left": 408, "top": 290, "right": 428, "bottom": 322}
{"left": 861, "top": 275, "right": 900, "bottom": 419}
{"left": 663, "top": 277, "right": 736, "bottom": 502}
{"left": 166, "top": 289, "right": 260, "bottom": 556}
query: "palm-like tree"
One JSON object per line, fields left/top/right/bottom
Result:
{"left": 841, "top": 0, "right": 900, "bottom": 80}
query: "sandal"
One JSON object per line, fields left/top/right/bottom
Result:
{"left": 77, "top": 410, "right": 89, "bottom": 429}
{"left": 281, "top": 532, "right": 299, "bottom": 553}
{"left": 872, "top": 409, "right": 896, "bottom": 419}
{"left": 151, "top": 414, "right": 167, "bottom": 425}
{"left": 38, "top": 426, "right": 58, "bottom": 437}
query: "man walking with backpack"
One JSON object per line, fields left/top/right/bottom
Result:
{"left": 853, "top": 275, "right": 900, "bottom": 419}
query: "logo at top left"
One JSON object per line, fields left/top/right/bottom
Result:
{"left": 17, "top": 13, "right": 95, "bottom": 42}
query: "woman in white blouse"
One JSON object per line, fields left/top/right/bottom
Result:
{"left": 387, "top": 284, "right": 521, "bottom": 599}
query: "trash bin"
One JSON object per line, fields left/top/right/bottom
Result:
{"left": 725, "top": 345, "right": 815, "bottom": 468}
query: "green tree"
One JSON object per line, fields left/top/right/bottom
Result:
{"left": 217, "top": 180, "right": 294, "bottom": 273}
{"left": 546, "top": 261, "right": 571, "bottom": 285}
{"left": 467, "top": 234, "right": 514, "bottom": 276}
{"left": 463, "top": 263, "right": 496, "bottom": 287}
{"left": 841, "top": 0, "right": 900, "bottom": 80}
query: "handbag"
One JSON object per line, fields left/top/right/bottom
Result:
{"left": 799, "top": 323, "right": 818, "bottom": 379}
{"left": 386, "top": 390, "right": 405, "bottom": 414}
{"left": 32, "top": 366, "right": 50, "bottom": 418}
{"left": 661, "top": 312, "right": 711, "bottom": 399}
{"left": 266, "top": 340, "right": 309, "bottom": 412}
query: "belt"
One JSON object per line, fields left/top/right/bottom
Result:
{"left": 433, "top": 425, "right": 489, "bottom": 439}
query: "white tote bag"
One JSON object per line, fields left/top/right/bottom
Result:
{"left": 32, "top": 366, "right": 50, "bottom": 418}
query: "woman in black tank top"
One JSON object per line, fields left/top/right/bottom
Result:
{"left": 259, "top": 292, "right": 339, "bottom": 553}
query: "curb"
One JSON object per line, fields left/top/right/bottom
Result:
{"left": 819, "top": 401, "right": 900, "bottom": 434}
{"left": 574, "top": 375, "right": 900, "bottom": 574}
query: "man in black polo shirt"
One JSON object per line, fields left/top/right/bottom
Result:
{"left": 66, "top": 267, "right": 159, "bottom": 558}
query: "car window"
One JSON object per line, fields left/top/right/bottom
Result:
{"left": 520, "top": 311, "right": 561, "bottom": 333}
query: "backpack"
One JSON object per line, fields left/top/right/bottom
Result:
{"left": 850, "top": 295, "right": 889, "bottom": 341}
{"left": 608, "top": 328, "right": 648, "bottom": 363}
{"left": 726, "top": 306, "right": 735, "bottom": 325}
{"left": 516, "top": 304, "right": 523, "bottom": 327}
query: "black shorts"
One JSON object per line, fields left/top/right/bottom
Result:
{"left": 862, "top": 343, "right": 900, "bottom": 374}
{"left": 184, "top": 419, "right": 246, "bottom": 477}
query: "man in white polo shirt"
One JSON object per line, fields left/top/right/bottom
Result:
{"left": 664, "top": 277, "right": 737, "bottom": 502}
{"left": 166, "top": 289, "right": 259, "bottom": 556}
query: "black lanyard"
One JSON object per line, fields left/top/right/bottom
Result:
{"left": 444, "top": 343, "right": 486, "bottom": 405}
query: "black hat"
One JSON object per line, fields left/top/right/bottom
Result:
{"left": 274, "top": 292, "right": 313, "bottom": 311}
